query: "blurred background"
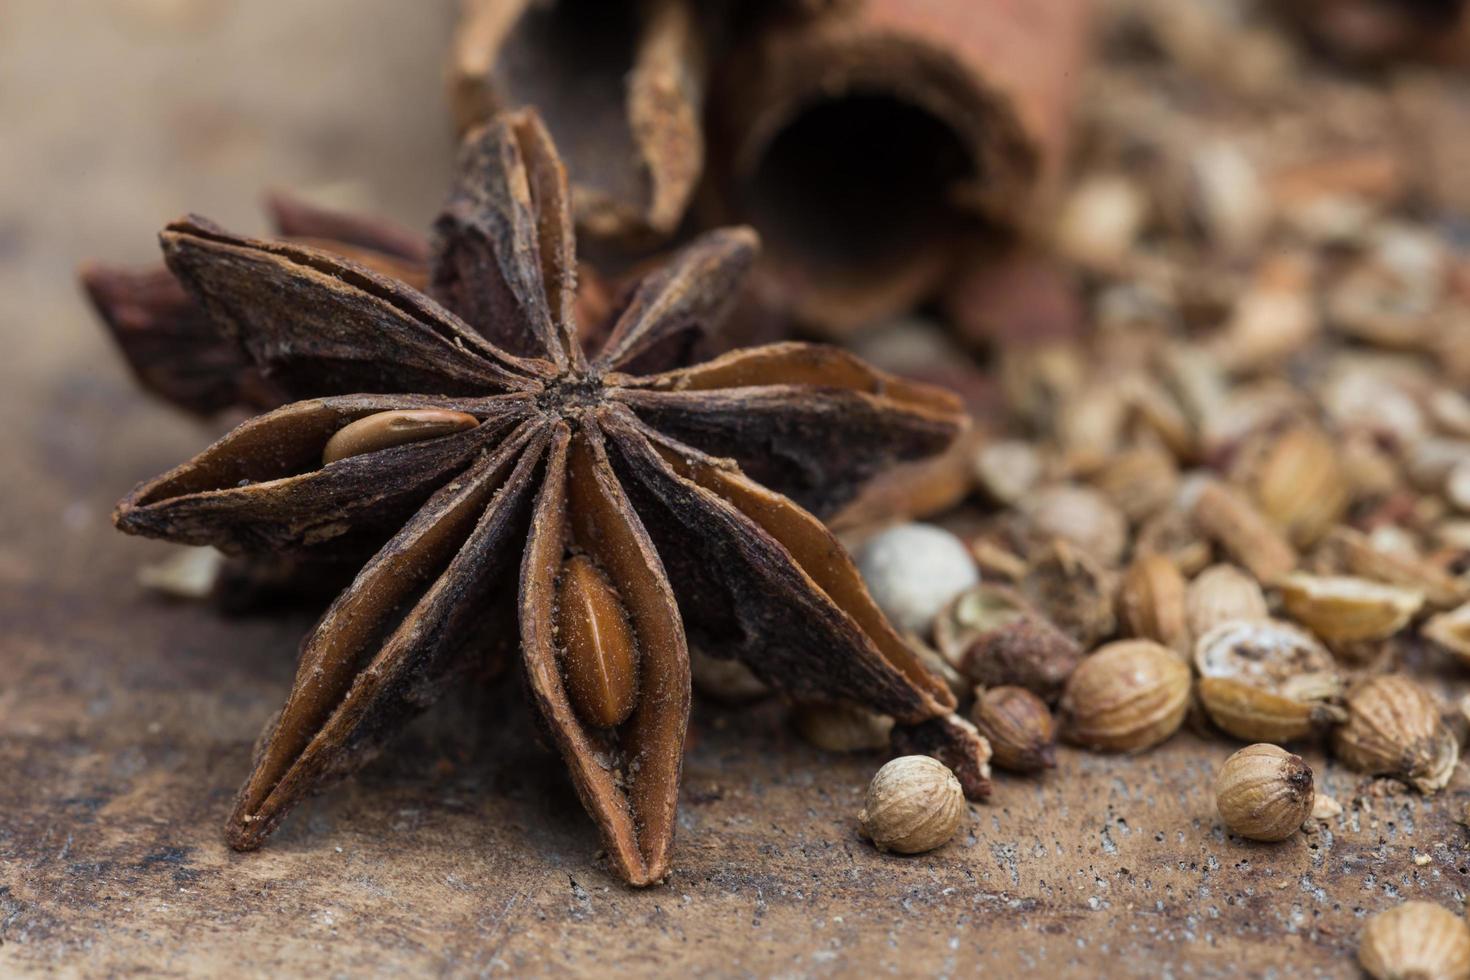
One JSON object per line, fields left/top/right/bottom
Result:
{"left": 1, "top": 0, "right": 457, "bottom": 560}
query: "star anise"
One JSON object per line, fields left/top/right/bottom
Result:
{"left": 113, "top": 110, "right": 985, "bottom": 886}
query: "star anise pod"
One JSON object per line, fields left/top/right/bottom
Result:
{"left": 81, "top": 192, "right": 432, "bottom": 417}
{"left": 113, "top": 110, "right": 984, "bottom": 886}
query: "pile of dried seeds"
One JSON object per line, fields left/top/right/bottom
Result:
{"left": 757, "top": 8, "right": 1470, "bottom": 940}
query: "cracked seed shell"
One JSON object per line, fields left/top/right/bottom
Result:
{"left": 1333, "top": 675, "right": 1458, "bottom": 794}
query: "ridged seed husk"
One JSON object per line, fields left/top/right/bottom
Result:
{"left": 1358, "top": 901, "right": 1470, "bottom": 980}
{"left": 858, "top": 756, "right": 967, "bottom": 855}
{"left": 1059, "top": 640, "right": 1191, "bottom": 753}
{"left": 1188, "top": 480, "right": 1298, "bottom": 585}
{"left": 1245, "top": 423, "right": 1349, "bottom": 548}
{"left": 793, "top": 702, "right": 894, "bottom": 752}
{"left": 1021, "top": 485, "right": 1128, "bottom": 567}
{"left": 1185, "top": 563, "right": 1268, "bottom": 638}
{"left": 932, "top": 584, "right": 1029, "bottom": 664}
{"left": 1196, "top": 677, "right": 1346, "bottom": 743}
{"left": 1333, "top": 675, "right": 1458, "bottom": 793}
{"left": 1214, "top": 743, "right": 1315, "bottom": 842}
{"left": 1135, "top": 508, "right": 1213, "bottom": 577}
{"left": 970, "top": 686, "right": 1056, "bottom": 773}
{"left": 1091, "top": 444, "right": 1180, "bottom": 526}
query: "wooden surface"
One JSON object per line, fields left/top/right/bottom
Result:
{"left": 3, "top": 3, "right": 1468, "bottom": 977}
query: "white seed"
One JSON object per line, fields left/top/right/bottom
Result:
{"left": 855, "top": 524, "right": 979, "bottom": 635}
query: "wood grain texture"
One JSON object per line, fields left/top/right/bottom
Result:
{"left": 2, "top": 1, "right": 1469, "bottom": 976}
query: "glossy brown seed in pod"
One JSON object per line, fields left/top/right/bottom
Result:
{"left": 1214, "top": 743, "right": 1314, "bottom": 842}
{"left": 556, "top": 554, "right": 639, "bottom": 728}
{"left": 1333, "top": 675, "right": 1458, "bottom": 794}
{"left": 322, "top": 409, "right": 481, "bottom": 465}
{"left": 1059, "top": 640, "right": 1191, "bottom": 753}
{"left": 1358, "top": 901, "right": 1470, "bottom": 980}
{"left": 970, "top": 686, "right": 1056, "bottom": 773}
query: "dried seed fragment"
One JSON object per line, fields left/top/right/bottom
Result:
{"left": 1214, "top": 743, "right": 1315, "bottom": 842}
{"left": 556, "top": 554, "right": 640, "bottom": 729}
{"left": 1188, "top": 479, "right": 1298, "bottom": 584}
{"left": 322, "top": 409, "right": 481, "bottom": 465}
{"left": 1278, "top": 573, "right": 1423, "bottom": 645}
{"left": 1023, "top": 484, "right": 1128, "bottom": 567}
{"left": 1424, "top": 603, "right": 1470, "bottom": 665}
{"left": 137, "top": 545, "right": 225, "bottom": 600}
{"left": 1247, "top": 424, "right": 1348, "bottom": 548}
{"left": 1193, "top": 618, "right": 1343, "bottom": 742}
{"left": 1313, "top": 526, "right": 1467, "bottom": 610}
{"left": 1196, "top": 677, "right": 1345, "bottom": 744}
{"left": 1092, "top": 444, "right": 1180, "bottom": 525}
{"left": 1020, "top": 538, "right": 1117, "bottom": 649}
{"left": 902, "top": 632, "right": 969, "bottom": 701}
{"left": 1310, "top": 793, "right": 1342, "bottom": 820}
{"left": 1118, "top": 552, "right": 1191, "bottom": 655}
{"left": 1135, "top": 508, "right": 1213, "bottom": 576}
{"left": 972, "top": 439, "right": 1045, "bottom": 506}
{"left": 689, "top": 648, "right": 769, "bottom": 703}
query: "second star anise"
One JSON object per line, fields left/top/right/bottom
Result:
{"left": 113, "top": 110, "right": 986, "bottom": 886}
